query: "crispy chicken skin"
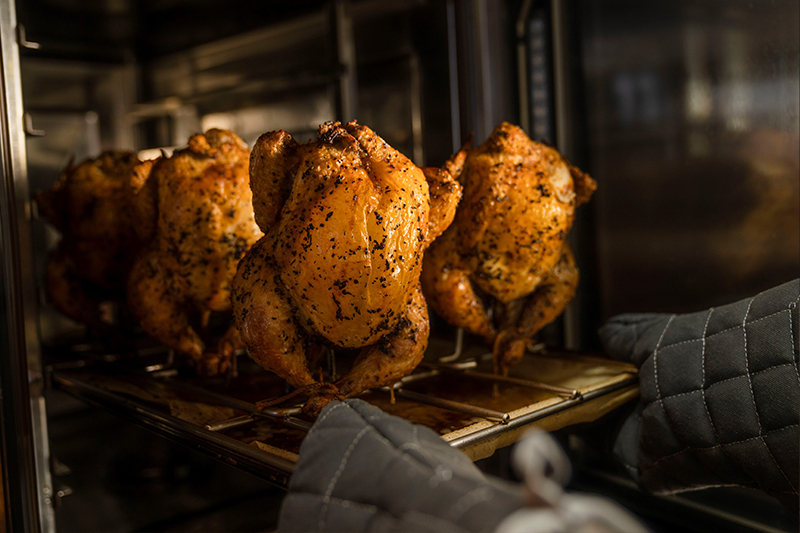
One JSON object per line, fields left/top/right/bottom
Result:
{"left": 36, "top": 151, "right": 147, "bottom": 327}
{"left": 422, "top": 122, "right": 596, "bottom": 373}
{"left": 232, "top": 121, "right": 461, "bottom": 415}
{"left": 127, "top": 129, "right": 262, "bottom": 376}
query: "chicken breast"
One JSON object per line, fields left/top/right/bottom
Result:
{"left": 36, "top": 151, "right": 148, "bottom": 328}
{"left": 422, "top": 122, "right": 596, "bottom": 373}
{"left": 233, "top": 120, "right": 461, "bottom": 414}
{"left": 128, "top": 129, "right": 263, "bottom": 375}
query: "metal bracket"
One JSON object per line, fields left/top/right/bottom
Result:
{"left": 23, "top": 112, "right": 45, "bottom": 137}
{"left": 51, "top": 485, "right": 72, "bottom": 510}
{"left": 16, "top": 24, "right": 40, "bottom": 50}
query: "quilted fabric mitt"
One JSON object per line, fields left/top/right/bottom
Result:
{"left": 279, "top": 399, "right": 649, "bottom": 533}
{"left": 599, "top": 279, "right": 799, "bottom": 511}
{"left": 279, "top": 399, "right": 525, "bottom": 532}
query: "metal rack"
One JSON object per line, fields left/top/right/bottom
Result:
{"left": 44, "top": 338, "right": 638, "bottom": 488}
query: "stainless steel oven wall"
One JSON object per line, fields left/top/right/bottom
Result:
{"left": 22, "top": 59, "right": 138, "bottom": 344}
{"left": 136, "top": 0, "right": 456, "bottom": 168}
{"left": 0, "top": 2, "right": 54, "bottom": 532}
{"left": 575, "top": 0, "right": 799, "bottom": 332}
{"left": 137, "top": 9, "right": 336, "bottom": 150}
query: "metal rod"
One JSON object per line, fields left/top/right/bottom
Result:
{"left": 516, "top": 0, "right": 534, "bottom": 134}
{"left": 447, "top": 376, "right": 639, "bottom": 449}
{"left": 551, "top": 0, "right": 582, "bottom": 351}
{"left": 391, "top": 388, "right": 510, "bottom": 424}
{"left": 205, "top": 415, "right": 256, "bottom": 432}
{"left": 463, "top": 370, "right": 581, "bottom": 399}
{"left": 398, "top": 369, "right": 440, "bottom": 385}
{"left": 438, "top": 327, "right": 464, "bottom": 363}
{"left": 333, "top": 0, "right": 357, "bottom": 121}
{"left": 50, "top": 372, "right": 295, "bottom": 486}
{"left": 446, "top": 0, "right": 461, "bottom": 152}
{"left": 160, "top": 378, "right": 312, "bottom": 432}
{"left": 22, "top": 112, "right": 45, "bottom": 137}
{"left": 409, "top": 52, "right": 424, "bottom": 164}
{"left": 326, "top": 347, "right": 336, "bottom": 381}
{"left": 421, "top": 362, "right": 581, "bottom": 399}
{"left": 16, "top": 25, "right": 40, "bottom": 50}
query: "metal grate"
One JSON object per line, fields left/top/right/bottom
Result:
{"left": 46, "top": 335, "right": 638, "bottom": 488}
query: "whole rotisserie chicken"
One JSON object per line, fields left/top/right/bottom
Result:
{"left": 422, "top": 122, "right": 596, "bottom": 374}
{"left": 232, "top": 120, "right": 461, "bottom": 415}
{"left": 127, "top": 129, "right": 263, "bottom": 376}
{"left": 36, "top": 151, "right": 151, "bottom": 328}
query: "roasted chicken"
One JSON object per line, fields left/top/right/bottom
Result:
{"left": 36, "top": 151, "right": 149, "bottom": 328}
{"left": 232, "top": 120, "right": 461, "bottom": 415}
{"left": 127, "top": 129, "right": 263, "bottom": 376}
{"left": 422, "top": 122, "right": 596, "bottom": 374}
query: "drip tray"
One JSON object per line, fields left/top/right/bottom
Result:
{"left": 48, "top": 341, "right": 638, "bottom": 488}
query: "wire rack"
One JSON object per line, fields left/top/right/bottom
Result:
{"left": 45, "top": 334, "right": 639, "bottom": 488}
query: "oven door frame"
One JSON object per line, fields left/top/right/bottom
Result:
{"left": 0, "top": 1, "right": 53, "bottom": 531}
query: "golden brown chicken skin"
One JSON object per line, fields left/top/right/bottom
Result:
{"left": 422, "top": 122, "right": 596, "bottom": 374}
{"left": 36, "top": 151, "right": 148, "bottom": 328}
{"left": 127, "top": 129, "right": 262, "bottom": 376}
{"left": 232, "top": 121, "right": 461, "bottom": 415}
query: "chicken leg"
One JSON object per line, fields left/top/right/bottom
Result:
{"left": 493, "top": 244, "right": 579, "bottom": 374}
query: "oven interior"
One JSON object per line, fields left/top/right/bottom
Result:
{"left": 2, "top": 0, "right": 798, "bottom": 531}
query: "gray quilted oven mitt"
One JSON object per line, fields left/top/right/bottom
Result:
{"left": 279, "top": 399, "right": 649, "bottom": 533}
{"left": 278, "top": 399, "right": 525, "bottom": 532}
{"left": 599, "top": 279, "right": 799, "bottom": 511}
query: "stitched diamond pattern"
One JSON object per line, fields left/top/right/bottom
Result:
{"left": 602, "top": 279, "right": 799, "bottom": 510}
{"left": 281, "top": 400, "right": 525, "bottom": 533}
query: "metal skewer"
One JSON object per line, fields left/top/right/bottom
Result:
{"left": 387, "top": 387, "right": 510, "bottom": 424}
{"left": 438, "top": 327, "right": 464, "bottom": 363}
{"left": 206, "top": 414, "right": 256, "bottom": 432}
{"left": 159, "top": 378, "right": 312, "bottom": 432}
{"left": 421, "top": 362, "right": 582, "bottom": 400}
{"left": 326, "top": 347, "right": 337, "bottom": 380}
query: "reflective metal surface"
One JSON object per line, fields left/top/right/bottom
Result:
{"left": 577, "top": 0, "right": 799, "bottom": 323}
{"left": 49, "top": 371, "right": 297, "bottom": 488}
{"left": 389, "top": 388, "right": 512, "bottom": 424}
{"left": 43, "top": 340, "right": 638, "bottom": 489}
{"left": 0, "top": 0, "right": 52, "bottom": 531}
{"left": 446, "top": 377, "right": 637, "bottom": 449}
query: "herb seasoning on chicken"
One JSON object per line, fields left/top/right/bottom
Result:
{"left": 36, "top": 151, "right": 150, "bottom": 329}
{"left": 232, "top": 120, "right": 461, "bottom": 415}
{"left": 127, "top": 129, "right": 263, "bottom": 376}
{"left": 421, "top": 122, "right": 596, "bottom": 374}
